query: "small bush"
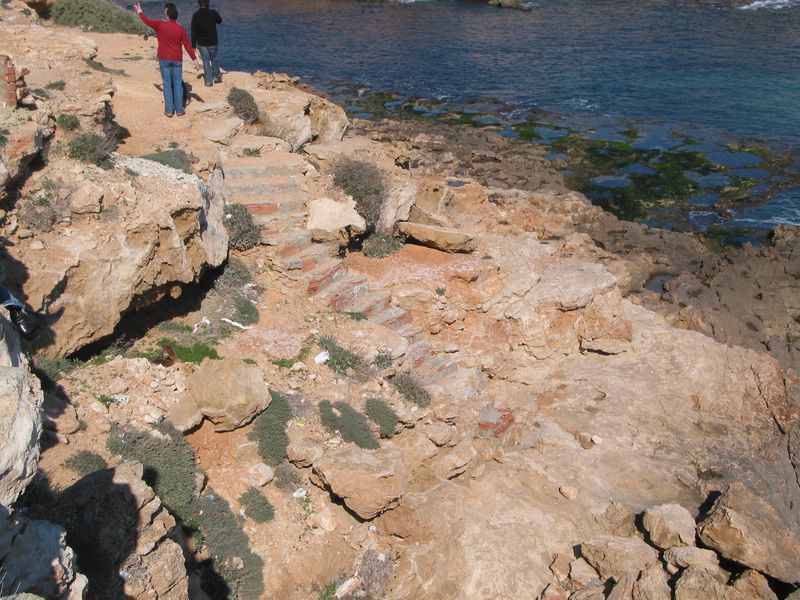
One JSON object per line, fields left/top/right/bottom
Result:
{"left": 234, "top": 296, "right": 259, "bottom": 325}
{"left": 227, "top": 88, "right": 259, "bottom": 124}
{"left": 214, "top": 258, "right": 253, "bottom": 292}
{"left": 34, "top": 356, "right": 81, "bottom": 382}
{"left": 365, "top": 398, "right": 399, "bottom": 438}
{"left": 57, "top": 114, "right": 80, "bottom": 131}
{"left": 362, "top": 232, "right": 403, "bottom": 258}
{"left": 97, "top": 394, "right": 117, "bottom": 406}
{"left": 239, "top": 487, "right": 275, "bottom": 523}
{"left": 67, "top": 132, "right": 115, "bottom": 166}
{"left": 318, "top": 400, "right": 379, "bottom": 450}
{"left": 333, "top": 159, "right": 385, "bottom": 228}
{"left": 224, "top": 203, "right": 261, "bottom": 251}
{"left": 274, "top": 461, "right": 301, "bottom": 491}
{"left": 249, "top": 390, "right": 293, "bottom": 465}
{"left": 372, "top": 350, "right": 393, "bottom": 370}
{"left": 271, "top": 336, "right": 314, "bottom": 369}
{"left": 65, "top": 450, "right": 108, "bottom": 476}
{"left": 46, "top": 80, "right": 66, "bottom": 91}
{"left": 107, "top": 422, "right": 197, "bottom": 513}
{"left": 318, "top": 336, "right": 366, "bottom": 378}
{"left": 52, "top": 0, "right": 149, "bottom": 34}
{"left": 140, "top": 148, "right": 192, "bottom": 174}
{"left": 17, "top": 178, "right": 69, "bottom": 232}
{"left": 390, "top": 373, "right": 431, "bottom": 407}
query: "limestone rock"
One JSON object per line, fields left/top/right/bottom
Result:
{"left": 180, "top": 358, "right": 271, "bottom": 432}
{"left": 632, "top": 563, "right": 671, "bottom": 600}
{"left": 579, "top": 536, "right": 659, "bottom": 580}
{"left": 0, "top": 318, "right": 43, "bottom": 508}
{"left": 68, "top": 180, "right": 103, "bottom": 214}
{"left": 728, "top": 570, "right": 778, "bottom": 600}
{"left": 397, "top": 221, "right": 478, "bottom": 253}
{"left": 673, "top": 565, "right": 727, "bottom": 600}
{"left": 698, "top": 481, "right": 800, "bottom": 584}
{"left": 41, "top": 393, "right": 80, "bottom": 435}
{"left": 0, "top": 511, "right": 84, "bottom": 599}
{"left": 204, "top": 116, "right": 243, "bottom": 144}
{"left": 663, "top": 546, "right": 720, "bottom": 571}
{"left": 377, "top": 180, "right": 416, "bottom": 232}
{"left": 306, "top": 197, "right": 366, "bottom": 244}
{"left": 642, "top": 503, "right": 696, "bottom": 548}
{"left": 243, "top": 463, "right": 275, "bottom": 487}
{"left": 312, "top": 445, "right": 408, "bottom": 519}
{"left": 286, "top": 430, "right": 325, "bottom": 468}
{"left": 49, "top": 461, "right": 188, "bottom": 600}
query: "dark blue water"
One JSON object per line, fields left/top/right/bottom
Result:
{"left": 169, "top": 0, "right": 800, "bottom": 232}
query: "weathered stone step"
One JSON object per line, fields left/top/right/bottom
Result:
{"left": 247, "top": 207, "right": 307, "bottom": 225}
{"left": 370, "top": 306, "right": 413, "bottom": 331}
{"left": 305, "top": 260, "right": 348, "bottom": 295}
{"left": 224, "top": 164, "right": 298, "bottom": 179}
{"left": 315, "top": 272, "right": 370, "bottom": 312}
{"left": 346, "top": 290, "right": 392, "bottom": 317}
{"left": 227, "top": 179, "right": 297, "bottom": 197}
{"left": 275, "top": 244, "right": 332, "bottom": 272}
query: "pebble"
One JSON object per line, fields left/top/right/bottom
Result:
{"left": 591, "top": 435, "right": 604, "bottom": 445}
{"left": 29, "top": 240, "right": 44, "bottom": 250}
{"left": 559, "top": 485, "right": 577, "bottom": 501}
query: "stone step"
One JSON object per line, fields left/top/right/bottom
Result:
{"left": 346, "top": 290, "right": 392, "bottom": 317}
{"left": 370, "top": 306, "right": 413, "bottom": 331}
{"left": 224, "top": 164, "right": 298, "bottom": 179}
{"left": 298, "top": 260, "right": 348, "bottom": 295}
{"left": 248, "top": 207, "right": 307, "bottom": 226}
{"left": 227, "top": 179, "right": 298, "bottom": 197}
{"left": 275, "top": 244, "right": 332, "bottom": 272}
{"left": 315, "top": 272, "right": 370, "bottom": 312}
{"left": 260, "top": 228, "right": 313, "bottom": 251}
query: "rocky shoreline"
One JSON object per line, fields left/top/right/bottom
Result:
{"left": 0, "top": 1, "right": 799, "bottom": 599}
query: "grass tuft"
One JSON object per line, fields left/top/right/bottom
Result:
{"left": 239, "top": 487, "right": 275, "bottom": 523}
{"left": 45, "top": 80, "right": 66, "bottom": 90}
{"left": 67, "top": 131, "right": 115, "bottom": 166}
{"left": 362, "top": 232, "right": 403, "bottom": 258}
{"left": 390, "top": 373, "right": 431, "bottom": 407}
{"left": 332, "top": 159, "right": 385, "bottom": 228}
{"left": 57, "top": 114, "right": 80, "bottom": 131}
{"left": 140, "top": 148, "right": 192, "bottom": 174}
{"left": 65, "top": 450, "right": 108, "bottom": 476}
{"left": 365, "top": 398, "right": 398, "bottom": 438}
{"left": 248, "top": 390, "right": 293, "bottom": 465}
{"left": 319, "top": 400, "right": 379, "bottom": 449}
{"left": 318, "top": 335, "right": 366, "bottom": 378}
{"left": 227, "top": 87, "right": 259, "bottom": 124}
{"left": 224, "top": 203, "right": 261, "bottom": 251}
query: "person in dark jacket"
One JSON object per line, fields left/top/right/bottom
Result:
{"left": 134, "top": 2, "right": 199, "bottom": 117}
{"left": 191, "top": 0, "right": 222, "bottom": 87}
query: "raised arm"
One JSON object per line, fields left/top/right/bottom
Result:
{"left": 133, "top": 3, "right": 159, "bottom": 30}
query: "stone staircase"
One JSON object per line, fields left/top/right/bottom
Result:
{"left": 221, "top": 149, "right": 478, "bottom": 397}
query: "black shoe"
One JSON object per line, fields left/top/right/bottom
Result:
{"left": 8, "top": 306, "right": 39, "bottom": 341}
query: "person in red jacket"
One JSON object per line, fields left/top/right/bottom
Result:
{"left": 134, "top": 2, "right": 200, "bottom": 117}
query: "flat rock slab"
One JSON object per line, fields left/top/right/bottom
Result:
{"left": 580, "top": 535, "right": 659, "bottom": 580}
{"left": 204, "top": 117, "right": 243, "bottom": 144}
{"left": 398, "top": 222, "right": 478, "bottom": 253}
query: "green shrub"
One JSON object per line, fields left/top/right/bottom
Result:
{"left": 345, "top": 311, "right": 367, "bottom": 321}
{"left": 67, "top": 132, "right": 114, "bottom": 166}
{"left": 214, "top": 258, "right": 253, "bottom": 292}
{"left": 242, "top": 147, "right": 261, "bottom": 157}
{"left": 30, "top": 88, "right": 49, "bottom": 99}
{"left": 57, "top": 114, "right": 80, "bottom": 131}
{"left": 224, "top": 203, "right": 261, "bottom": 251}
{"left": 65, "top": 450, "right": 108, "bottom": 476}
{"left": 318, "top": 336, "right": 366, "bottom": 378}
{"left": 45, "top": 80, "right": 66, "bottom": 91}
{"left": 318, "top": 400, "right": 378, "bottom": 450}
{"left": 248, "top": 390, "right": 293, "bottom": 465}
{"left": 371, "top": 350, "right": 393, "bottom": 370}
{"left": 140, "top": 148, "right": 192, "bottom": 174}
{"left": 365, "top": 398, "right": 398, "bottom": 438}
{"left": 107, "top": 422, "right": 197, "bottom": 513}
{"left": 234, "top": 296, "right": 259, "bottom": 325}
{"left": 239, "top": 487, "right": 275, "bottom": 523}
{"left": 271, "top": 336, "right": 314, "bottom": 369}
{"left": 52, "top": 0, "right": 149, "bottom": 34}
{"left": 332, "top": 159, "right": 385, "bottom": 227}
{"left": 34, "top": 356, "right": 81, "bottom": 382}
{"left": 390, "top": 373, "right": 431, "bottom": 407}
{"left": 362, "top": 232, "right": 403, "bottom": 258}
{"left": 274, "top": 461, "right": 301, "bottom": 491}
{"left": 97, "top": 394, "right": 116, "bottom": 406}
{"left": 227, "top": 88, "right": 259, "bottom": 124}
{"left": 158, "top": 321, "right": 193, "bottom": 334}
{"left": 157, "top": 338, "right": 219, "bottom": 364}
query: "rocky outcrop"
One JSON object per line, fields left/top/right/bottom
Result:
{"left": 311, "top": 445, "right": 408, "bottom": 519}
{"left": 3, "top": 157, "right": 228, "bottom": 356}
{"left": 698, "top": 481, "right": 800, "bottom": 584}
{"left": 172, "top": 357, "right": 271, "bottom": 432}
{"left": 0, "top": 316, "right": 42, "bottom": 508}
{"left": 48, "top": 461, "right": 189, "bottom": 600}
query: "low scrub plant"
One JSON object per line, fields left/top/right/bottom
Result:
{"left": 52, "top": 0, "right": 149, "bottom": 34}
{"left": 318, "top": 335, "right": 366, "bottom": 378}
{"left": 233, "top": 296, "right": 259, "bottom": 326}
{"left": 227, "top": 88, "right": 259, "bottom": 124}
{"left": 224, "top": 203, "right": 261, "bottom": 251}
{"left": 274, "top": 461, "right": 301, "bottom": 491}
{"left": 34, "top": 356, "right": 81, "bottom": 383}
{"left": 332, "top": 159, "right": 385, "bottom": 228}
{"left": 16, "top": 178, "right": 69, "bottom": 232}
{"left": 364, "top": 398, "right": 398, "bottom": 438}
{"left": 271, "top": 336, "right": 314, "bottom": 369}
{"left": 214, "top": 258, "right": 253, "bottom": 292}
{"left": 371, "top": 350, "right": 393, "bottom": 370}
{"left": 57, "top": 114, "right": 80, "bottom": 131}
{"left": 319, "top": 400, "right": 378, "bottom": 450}
{"left": 362, "top": 232, "right": 403, "bottom": 258}
{"left": 30, "top": 88, "right": 49, "bottom": 99}
{"left": 65, "top": 450, "right": 108, "bottom": 476}
{"left": 157, "top": 338, "right": 219, "bottom": 364}
{"left": 390, "top": 373, "right": 431, "bottom": 407}
{"left": 239, "top": 487, "right": 275, "bottom": 523}
{"left": 45, "top": 80, "right": 66, "bottom": 91}
{"left": 248, "top": 390, "right": 293, "bottom": 465}
{"left": 140, "top": 148, "right": 192, "bottom": 174}
{"left": 67, "top": 132, "right": 115, "bottom": 167}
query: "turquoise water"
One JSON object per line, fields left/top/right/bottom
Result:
{"left": 170, "top": 0, "right": 800, "bottom": 233}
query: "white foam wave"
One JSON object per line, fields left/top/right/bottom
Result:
{"left": 739, "top": 0, "right": 800, "bottom": 11}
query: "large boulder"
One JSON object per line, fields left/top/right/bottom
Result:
{"left": 698, "top": 481, "right": 800, "bottom": 584}
{"left": 0, "top": 317, "right": 43, "bottom": 508}
{"left": 173, "top": 357, "right": 271, "bottom": 432}
{"left": 5, "top": 159, "right": 228, "bottom": 356}
{"left": 312, "top": 445, "right": 408, "bottom": 519}
{"left": 49, "top": 461, "right": 189, "bottom": 600}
